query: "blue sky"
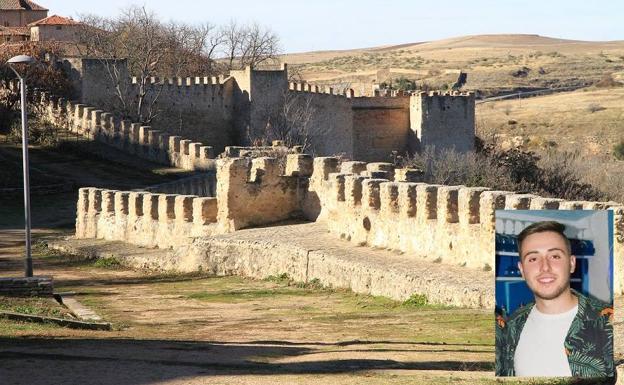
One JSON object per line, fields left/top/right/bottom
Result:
{"left": 44, "top": 0, "right": 623, "bottom": 53}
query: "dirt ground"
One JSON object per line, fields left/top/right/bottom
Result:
{"left": 0, "top": 228, "right": 525, "bottom": 385}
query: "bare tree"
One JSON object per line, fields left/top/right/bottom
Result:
{"left": 77, "top": 6, "right": 221, "bottom": 123}
{"left": 221, "top": 21, "right": 280, "bottom": 70}
{"left": 251, "top": 90, "right": 317, "bottom": 152}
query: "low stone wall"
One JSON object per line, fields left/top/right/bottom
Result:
{"left": 73, "top": 153, "right": 624, "bottom": 295}
{"left": 305, "top": 156, "right": 624, "bottom": 293}
{"left": 0, "top": 276, "right": 54, "bottom": 297}
{"left": 37, "top": 91, "right": 215, "bottom": 172}
{"left": 76, "top": 188, "right": 218, "bottom": 249}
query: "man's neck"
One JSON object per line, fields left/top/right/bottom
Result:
{"left": 534, "top": 289, "right": 578, "bottom": 314}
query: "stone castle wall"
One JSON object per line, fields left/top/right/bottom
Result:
{"left": 129, "top": 76, "right": 237, "bottom": 153}
{"left": 36, "top": 90, "right": 216, "bottom": 171}
{"left": 74, "top": 153, "right": 624, "bottom": 295}
{"left": 61, "top": 59, "right": 475, "bottom": 161}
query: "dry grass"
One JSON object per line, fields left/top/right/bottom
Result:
{"left": 281, "top": 34, "right": 624, "bottom": 96}
{"left": 476, "top": 87, "right": 624, "bottom": 203}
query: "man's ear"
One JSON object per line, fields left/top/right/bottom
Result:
{"left": 517, "top": 260, "right": 525, "bottom": 278}
{"left": 570, "top": 255, "right": 576, "bottom": 274}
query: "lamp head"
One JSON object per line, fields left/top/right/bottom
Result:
{"left": 7, "top": 55, "right": 36, "bottom": 65}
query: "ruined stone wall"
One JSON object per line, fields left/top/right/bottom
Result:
{"left": 75, "top": 154, "right": 313, "bottom": 246}
{"left": 62, "top": 58, "right": 235, "bottom": 153}
{"left": 60, "top": 60, "right": 475, "bottom": 160}
{"left": 410, "top": 91, "right": 475, "bottom": 152}
{"left": 36, "top": 90, "right": 215, "bottom": 171}
{"left": 215, "top": 155, "right": 312, "bottom": 232}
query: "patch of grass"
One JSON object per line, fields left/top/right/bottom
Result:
{"left": 264, "top": 273, "right": 290, "bottom": 284}
{"left": 187, "top": 287, "right": 317, "bottom": 303}
{"left": 93, "top": 257, "right": 122, "bottom": 269}
{"left": 295, "top": 278, "right": 324, "bottom": 290}
{"left": 0, "top": 296, "right": 71, "bottom": 318}
{"left": 403, "top": 293, "right": 428, "bottom": 307}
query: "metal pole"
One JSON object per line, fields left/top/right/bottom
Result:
{"left": 20, "top": 77, "right": 33, "bottom": 277}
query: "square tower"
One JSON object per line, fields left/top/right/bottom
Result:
{"left": 409, "top": 91, "right": 475, "bottom": 153}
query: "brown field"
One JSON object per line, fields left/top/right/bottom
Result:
{"left": 282, "top": 34, "right": 624, "bottom": 96}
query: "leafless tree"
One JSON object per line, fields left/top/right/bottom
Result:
{"left": 76, "top": 6, "right": 222, "bottom": 123}
{"left": 254, "top": 90, "right": 317, "bottom": 152}
{"left": 221, "top": 20, "right": 280, "bottom": 70}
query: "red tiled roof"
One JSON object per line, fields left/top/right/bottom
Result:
{"left": 28, "top": 14, "right": 81, "bottom": 26}
{"left": 0, "top": 26, "right": 30, "bottom": 35}
{"left": 0, "top": 0, "right": 48, "bottom": 11}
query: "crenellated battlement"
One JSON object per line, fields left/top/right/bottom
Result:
{"left": 71, "top": 152, "right": 624, "bottom": 294}
{"left": 131, "top": 75, "right": 226, "bottom": 86}
{"left": 76, "top": 187, "right": 218, "bottom": 249}
{"left": 34, "top": 90, "right": 216, "bottom": 172}
{"left": 306, "top": 156, "right": 624, "bottom": 276}
{"left": 215, "top": 154, "right": 313, "bottom": 231}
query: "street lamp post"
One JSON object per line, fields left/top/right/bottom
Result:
{"left": 7, "top": 55, "right": 35, "bottom": 278}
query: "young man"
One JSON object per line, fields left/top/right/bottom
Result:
{"left": 496, "top": 220, "right": 613, "bottom": 378}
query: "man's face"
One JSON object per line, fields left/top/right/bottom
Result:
{"left": 517, "top": 231, "right": 576, "bottom": 301}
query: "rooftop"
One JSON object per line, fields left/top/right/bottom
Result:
{"left": 28, "top": 14, "right": 81, "bottom": 26}
{"left": 0, "top": 0, "right": 47, "bottom": 11}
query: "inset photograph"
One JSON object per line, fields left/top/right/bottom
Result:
{"left": 495, "top": 210, "right": 614, "bottom": 378}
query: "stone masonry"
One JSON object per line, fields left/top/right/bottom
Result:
{"left": 73, "top": 154, "right": 624, "bottom": 298}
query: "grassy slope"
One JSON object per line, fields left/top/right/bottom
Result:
{"left": 0, "top": 137, "right": 195, "bottom": 229}
{"left": 476, "top": 86, "right": 624, "bottom": 155}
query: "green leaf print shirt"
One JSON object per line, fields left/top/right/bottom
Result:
{"left": 495, "top": 290, "right": 614, "bottom": 378}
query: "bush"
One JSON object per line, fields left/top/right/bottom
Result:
{"left": 587, "top": 103, "right": 606, "bottom": 113}
{"left": 614, "top": 141, "right": 624, "bottom": 160}
{"left": 397, "top": 142, "right": 607, "bottom": 202}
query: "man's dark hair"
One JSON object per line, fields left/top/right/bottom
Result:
{"left": 517, "top": 220, "right": 572, "bottom": 259}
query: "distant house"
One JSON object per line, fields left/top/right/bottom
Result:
{"left": 0, "top": 0, "right": 48, "bottom": 27}
{"left": 0, "top": 25, "right": 28, "bottom": 42}
{"left": 29, "top": 14, "right": 81, "bottom": 42}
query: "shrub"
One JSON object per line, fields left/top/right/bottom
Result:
{"left": 398, "top": 142, "right": 608, "bottom": 202}
{"left": 403, "top": 293, "right": 428, "bottom": 307}
{"left": 587, "top": 103, "right": 606, "bottom": 113}
{"left": 614, "top": 141, "right": 624, "bottom": 160}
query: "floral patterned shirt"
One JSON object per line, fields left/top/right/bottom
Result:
{"left": 496, "top": 290, "right": 614, "bottom": 378}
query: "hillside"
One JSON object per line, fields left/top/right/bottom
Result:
{"left": 282, "top": 34, "right": 624, "bottom": 96}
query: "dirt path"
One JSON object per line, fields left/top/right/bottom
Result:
{"left": 0, "top": 229, "right": 502, "bottom": 385}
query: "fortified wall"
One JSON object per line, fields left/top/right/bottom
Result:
{"left": 34, "top": 89, "right": 216, "bottom": 171}
{"left": 74, "top": 154, "right": 624, "bottom": 297}
{"left": 60, "top": 59, "right": 475, "bottom": 161}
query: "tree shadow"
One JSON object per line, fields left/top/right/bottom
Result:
{"left": 0, "top": 337, "right": 494, "bottom": 385}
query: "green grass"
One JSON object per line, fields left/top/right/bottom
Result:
{"left": 93, "top": 257, "right": 123, "bottom": 269}
{"left": 0, "top": 296, "right": 71, "bottom": 319}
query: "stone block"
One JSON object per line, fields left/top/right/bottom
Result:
{"left": 193, "top": 197, "right": 217, "bottom": 225}
{"left": 174, "top": 195, "right": 196, "bottom": 223}
{"left": 417, "top": 184, "right": 441, "bottom": 221}
{"left": 362, "top": 179, "right": 386, "bottom": 210}
{"left": 438, "top": 186, "right": 463, "bottom": 223}
{"left": 458, "top": 187, "right": 490, "bottom": 225}
{"left": 285, "top": 154, "right": 313, "bottom": 177}
{"left": 378, "top": 181, "right": 400, "bottom": 215}
{"left": 158, "top": 194, "right": 177, "bottom": 222}
{"left": 344, "top": 175, "right": 366, "bottom": 206}
{"left": 340, "top": 161, "right": 367, "bottom": 175}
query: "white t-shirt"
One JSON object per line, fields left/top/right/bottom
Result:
{"left": 514, "top": 305, "right": 578, "bottom": 377}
